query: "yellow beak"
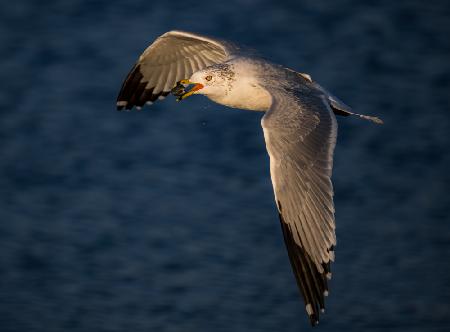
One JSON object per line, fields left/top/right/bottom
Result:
{"left": 177, "top": 80, "right": 204, "bottom": 101}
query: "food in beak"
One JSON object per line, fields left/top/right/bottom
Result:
{"left": 171, "top": 80, "right": 204, "bottom": 101}
{"left": 171, "top": 81, "right": 186, "bottom": 97}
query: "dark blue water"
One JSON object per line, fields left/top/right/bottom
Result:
{"left": 1, "top": 1, "right": 449, "bottom": 331}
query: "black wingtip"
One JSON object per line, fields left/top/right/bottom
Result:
{"left": 116, "top": 101, "right": 127, "bottom": 111}
{"left": 277, "top": 200, "right": 331, "bottom": 326}
{"left": 309, "top": 314, "right": 319, "bottom": 327}
{"left": 116, "top": 64, "right": 173, "bottom": 111}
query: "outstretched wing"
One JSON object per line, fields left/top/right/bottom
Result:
{"left": 261, "top": 86, "right": 337, "bottom": 326}
{"left": 117, "top": 30, "right": 238, "bottom": 110}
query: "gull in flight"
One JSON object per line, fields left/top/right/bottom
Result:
{"left": 116, "top": 30, "right": 382, "bottom": 326}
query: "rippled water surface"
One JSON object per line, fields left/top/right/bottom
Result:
{"left": 1, "top": 1, "right": 449, "bottom": 331}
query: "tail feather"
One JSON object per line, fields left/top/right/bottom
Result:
{"left": 299, "top": 72, "right": 384, "bottom": 124}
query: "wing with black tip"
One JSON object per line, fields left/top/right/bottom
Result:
{"left": 261, "top": 86, "right": 338, "bottom": 326}
{"left": 116, "top": 30, "right": 239, "bottom": 110}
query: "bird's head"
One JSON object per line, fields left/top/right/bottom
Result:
{"left": 174, "top": 64, "right": 236, "bottom": 101}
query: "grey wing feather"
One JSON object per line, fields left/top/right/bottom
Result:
{"left": 117, "top": 30, "right": 239, "bottom": 110}
{"left": 261, "top": 86, "right": 337, "bottom": 325}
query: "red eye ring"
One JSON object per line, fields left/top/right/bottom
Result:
{"left": 205, "top": 75, "right": 213, "bottom": 81}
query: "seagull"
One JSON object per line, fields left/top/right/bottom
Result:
{"left": 116, "top": 30, "right": 382, "bottom": 326}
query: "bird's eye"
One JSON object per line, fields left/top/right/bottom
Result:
{"left": 205, "top": 75, "right": 213, "bottom": 81}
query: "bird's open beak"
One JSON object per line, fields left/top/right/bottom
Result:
{"left": 176, "top": 79, "right": 204, "bottom": 101}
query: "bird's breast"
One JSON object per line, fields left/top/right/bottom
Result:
{"left": 207, "top": 81, "right": 272, "bottom": 111}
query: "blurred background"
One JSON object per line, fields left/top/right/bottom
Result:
{"left": 1, "top": 1, "right": 449, "bottom": 331}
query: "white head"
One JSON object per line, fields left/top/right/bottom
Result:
{"left": 178, "top": 63, "right": 236, "bottom": 100}
{"left": 177, "top": 61, "right": 271, "bottom": 111}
